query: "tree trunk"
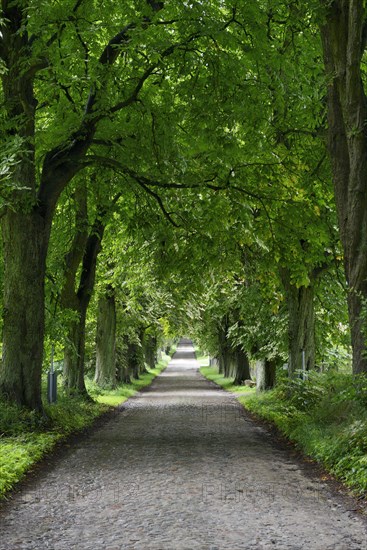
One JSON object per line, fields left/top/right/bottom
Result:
{"left": 0, "top": 210, "right": 48, "bottom": 411}
{"left": 61, "top": 206, "right": 106, "bottom": 395}
{"left": 128, "top": 342, "right": 141, "bottom": 379}
{"left": 143, "top": 334, "right": 157, "bottom": 370}
{"left": 0, "top": 3, "right": 47, "bottom": 411}
{"left": 282, "top": 272, "right": 315, "bottom": 376}
{"left": 138, "top": 329, "right": 149, "bottom": 375}
{"left": 63, "top": 307, "right": 89, "bottom": 395}
{"left": 217, "top": 355, "right": 224, "bottom": 375}
{"left": 219, "top": 347, "right": 231, "bottom": 378}
{"left": 217, "top": 316, "right": 230, "bottom": 377}
{"left": 256, "top": 359, "right": 277, "bottom": 391}
{"left": 233, "top": 347, "right": 251, "bottom": 385}
{"left": 63, "top": 319, "right": 79, "bottom": 391}
{"left": 116, "top": 341, "right": 131, "bottom": 384}
{"left": 321, "top": 0, "right": 367, "bottom": 373}
{"left": 94, "top": 291, "right": 117, "bottom": 388}
{"left": 348, "top": 290, "right": 367, "bottom": 374}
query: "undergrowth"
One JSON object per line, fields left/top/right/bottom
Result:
{"left": 0, "top": 354, "right": 171, "bottom": 500}
{"left": 200, "top": 365, "right": 367, "bottom": 496}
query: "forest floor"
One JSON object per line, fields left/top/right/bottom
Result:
{"left": 0, "top": 340, "right": 367, "bottom": 549}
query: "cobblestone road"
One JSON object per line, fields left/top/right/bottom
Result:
{"left": 1, "top": 340, "right": 367, "bottom": 549}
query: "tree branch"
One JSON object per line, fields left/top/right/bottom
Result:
{"left": 60, "top": 181, "right": 89, "bottom": 307}
{"left": 76, "top": 190, "right": 122, "bottom": 304}
{"left": 40, "top": 0, "right": 87, "bottom": 48}
{"left": 39, "top": 12, "right": 180, "bottom": 207}
{"left": 73, "top": 0, "right": 85, "bottom": 12}
{"left": 135, "top": 179, "right": 180, "bottom": 227}
{"left": 108, "top": 63, "right": 157, "bottom": 114}
{"left": 84, "top": 23, "right": 136, "bottom": 116}
{"left": 82, "top": 155, "right": 199, "bottom": 189}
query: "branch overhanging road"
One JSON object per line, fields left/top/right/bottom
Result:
{"left": 1, "top": 339, "right": 366, "bottom": 549}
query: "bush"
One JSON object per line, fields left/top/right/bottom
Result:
{"left": 0, "top": 394, "right": 106, "bottom": 499}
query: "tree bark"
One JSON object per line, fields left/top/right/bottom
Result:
{"left": 217, "top": 316, "right": 231, "bottom": 377}
{"left": 233, "top": 347, "right": 251, "bottom": 385}
{"left": 94, "top": 290, "right": 117, "bottom": 388}
{"left": 61, "top": 207, "right": 106, "bottom": 396}
{"left": 282, "top": 270, "right": 315, "bottom": 376}
{"left": 63, "top": 308, "right": 88, "bottom": 394}
{"left": 116, "top": 339, "right": 131, "bottom": 384}
{"left": 143, "top": 334, "right": 157, "bottom": 369}
{"left": 256, "top": 359, "right": 277, "bottom": 391}
{"left": 138, "top": 328, "right": 149, "bottom": 374}
{"left": 127, "top": 342, "right": 141, "bottom": 379}
{"left": 0, "top": 210, "right": 48, "bottom": 411}
{"left": 321, "top": 0, "right": 367, "bottom": 373}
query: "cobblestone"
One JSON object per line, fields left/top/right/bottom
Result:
{"left": 1, "top": 339, "right": 367, "bottom": 549}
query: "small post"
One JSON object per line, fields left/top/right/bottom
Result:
{"left": 47, "top": 344, "right": 58, "bottom": 403}
{"left": 302, "top": 349, "right": 306, "bottom": 380}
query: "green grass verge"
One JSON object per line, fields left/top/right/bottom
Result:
{"left": 0, "top": 353, "right": 171, "bottom": 501}
{"left": 86, "top": 356, "right": 170, "bottom": 406}
{"left": 200, "top": 364, "right": 367, "bottom": 496}
{"left": 194, "top": 350, "right": 211, "bottom": 368}
{"left": 199, "top": 365, "right": 254, "bottom": 394}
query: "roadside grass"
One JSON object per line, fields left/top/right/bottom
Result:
{"left": 86, "top": 357, "right": 170, "bottom": 406}
{"left": 195, "top": 350, "right": 211, "bottom": 369}
{"left": 0, "top": 353, "right": 171, "bottom": 501}
{"left": 200, "top": 363, "right": 367, "bottom": 496}
{"left": 196, "top": 352, "right": 253, "bottom": 395}
{"left": 200, "top": 365, "right": 254, "bottom": 394}
{"left": 0, "top": 397, "right": 106, "bottom": 501}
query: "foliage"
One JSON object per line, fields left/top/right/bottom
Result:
{"left": 0, "top": 395, "right": 105, "bottom": 500}
{"left": 0, "top": 434, "right": 59, "bottom": 500}
{"left": 0, "top": 0, "right": 362, "bottom": 497}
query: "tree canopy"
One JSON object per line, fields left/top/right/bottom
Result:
{"left": 0, "top": 0, "right": 366, "bottom": 410}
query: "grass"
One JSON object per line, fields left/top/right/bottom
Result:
{"left": 196, "top": 352, "right": 254, "bottom": 395}
{"left": 200, "top": 365, "right": 254, "bottom": 394}
{"left": 0, "top": 396, "right": 107, "bottom": 501}
{"left": 86, "top": 358, "right": 170, "bottom": 406}
{"left": 200, "top": 362, "right": 367, "bottom": 497}
{"left": 0, "top": 353, "right": 171, "bottom": 501}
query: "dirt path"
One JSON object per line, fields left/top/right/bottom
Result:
{"left": 1, "top": 340, "right": 367, "bottom": 549}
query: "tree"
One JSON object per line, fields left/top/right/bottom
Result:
{"left": 0, "top": 0, "right": 235, "bottom": 409}
{"left": 0, "top": 0, "right": 358, "bottom": 412}
{"left": 59, "top": 184, "right": 110, "bottom": 395}
{"left": 94, "top": 286, "right": 117, "bottom": 389}
{"left": 320, "top": 0, "right": 367, "bottom": 373}
{"left": 281, "top": 269, "right": 316, "bottom": 373}
{"left": 0, "top": 0, "right": 163, "bottom": 409}
{"left": 256, "top": 359, "right": 277, "bottom": 392}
